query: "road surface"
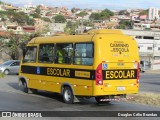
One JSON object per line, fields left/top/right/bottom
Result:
{"left": 0, "top": 74, "right": 159, "bottom": 119}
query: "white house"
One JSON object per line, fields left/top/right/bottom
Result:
{"left": 123, "top": 29, "right": 160, "bottom": 70}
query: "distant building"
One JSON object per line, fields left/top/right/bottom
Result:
{"left": 49, "top": 23, "right": 66, "bottom": 35}
{"left": 131, "top": 15, "right": 139, "bottom": 21}
{"left": 139, "top": 15, "right": 147, "bottom": 21}
{"left": 118, "top": 15, "right": 130, "bottom": 20}
{"left": 110, "top": 16, "right": 119, "bottom": 23}
{"left": 148, "top": 8, "right": 159, "bottom": 20}
{"left": 34, "top": 18, "right": 49, "bottom": 33}
{"left": 133, "top": 23, "right": 151, "bottom": 30}
{"left": 23, "top": 26, "right": 35, "bottom": 33}
{"left": 123, "top": 29, "right": 160, "bottom": 70}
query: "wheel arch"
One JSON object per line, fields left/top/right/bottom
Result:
{"left": 60, "top": 83, "right": 74, "bottom": 95}
{"left": 19, "top": 76, "right": 28, "bottom": 87}
{"left": 3, "top": 69, "right": 10, "bottom": 74}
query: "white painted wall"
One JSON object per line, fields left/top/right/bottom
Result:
{"left": 123, "top": 30, "right": 160, "bottom": 70}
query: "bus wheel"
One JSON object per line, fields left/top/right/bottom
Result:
{"left": 22, "top": 81, "right": 28, "bottom": 93}
{"left": 95, "top": 97, "right": 110, "bottom": 104}
{"left": 30, "top": 88, "right": 38, "bottom": 94}
{"left": 63, "top": 86, "right": 74, "bottom": 104}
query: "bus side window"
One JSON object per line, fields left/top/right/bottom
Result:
{"left": 38, "top": 44, "right": 54, "bottom": 63}
{"left": 74, "top": 43, "right": 93, "bottom": 65}
{"left": 55, "top": 43, "right": 73, "bottom": 64}
{"left": 23, "top": 47, "right": 37, "bottom": 63}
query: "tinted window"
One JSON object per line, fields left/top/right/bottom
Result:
{"left": 74, "top": 43, "right": 93, "bottom": 65}
{"left": 38, "top": 44, "right": 54, "bottom": 63}
{"left": 11, "top": 61, "right": 20, "bottom": 66}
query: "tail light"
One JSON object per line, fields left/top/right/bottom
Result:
{"left": 96, "top": 63, "right": 103, "bottom": 85}
{"left": 136, "top": 62, "right": 140, "bottom": 83}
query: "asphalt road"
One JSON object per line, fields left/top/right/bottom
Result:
{"left": 140, "top": 72, "right": 160, "bottom": 93}
{"left": 0, "top": 73, "right": 159, "bottom": 120}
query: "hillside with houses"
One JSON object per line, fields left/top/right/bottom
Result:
{"left": 0, "top": 1, "right": 160, "bottom": 36}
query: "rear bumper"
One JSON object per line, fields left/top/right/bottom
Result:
{"left": 92, "top": 84, "right": 139, "bottom": 96}
{"left": 93, "top": 91, "right": 138, "bottom": 97}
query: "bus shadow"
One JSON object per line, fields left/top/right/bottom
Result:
{"left": 7, "top": 82, "right": 114, "bottom": 106}
{"left": 8, "top": 82, "right": 20, "bottom": 91}
{"left": 7, "top": 82, "right": 63, "bottom": 100}
{"left": 35, "top": 92, "right": 114, "bottom": 107}
{"left": 35, "top": 91, "right": 64, "bottom": 103}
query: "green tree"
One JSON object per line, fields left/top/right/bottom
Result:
{"left": 30, "top": 13, "right": 41, "bottom": 18}
{"left": 0, "top": 1, "right": 4, "bottom": 4}
{"left": 89, "top": 8, "right": 114, "bottom": 20}
{"left": 29, "top": 32, "right": 41, "bottom": 41}
{"left": 118, "top": 10, "right": 129, "bottom": 15}
{"left": 12, "top": 12, "right": 31, "bottom": 25}
{"left": 35, "top": 5, "right": 41, "bottom": 14}
{"left": 89, "top": 13, "right": 101, "bottom": 20}
{"left": 0, "top": 37, "right": 5, "bottom": 52}
{"left": 3, "top": 32, "right": 42, "bottom": 60}
{"left": 100, "top": 9, "right": 114, "bottom": 20}
{"left": 76, "top": 11, "right": 88, "bottom": 17}
{"left": 53, "top": 15, "right": 66, "bottom": 23}
{"left": 64, "top": 21, "right": 79, "bottom": 34}
{"left": 4, "top": 34, "right": 22, "bottom": 60}
{"left": 84, "top": 21, "right": 93, "bottom": 26}
{"left": 0, "top": 10, "right": 35, "bottom": 25}
{"left": 71, "top": 8, "right": 76, "bottom": 13}
{"left": 26, "top": 18, "right": 35, "bottom": 25}
{"left": 139, "top": 9, "right": 148, "bottom": 16}
{"left": 42, "top": 17, "right": 52, "bottom": 23}
{"left": 119, "top": 20, "right": 132, "bottom": 29}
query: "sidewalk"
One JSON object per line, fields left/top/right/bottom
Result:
{"left": 145, "top": 69, "right": 160, "bottom": 74}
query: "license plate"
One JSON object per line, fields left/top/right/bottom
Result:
{"left": 117, "top": 86, "right": 125, "bottom": 91}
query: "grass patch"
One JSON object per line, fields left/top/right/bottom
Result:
{"left": 0, "top": 73, "right": 5, "bottom": 78}
{"left": 128, "top": 92, "right": 160, "bottom": 107}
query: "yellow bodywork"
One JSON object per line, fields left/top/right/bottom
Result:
{"left": 19, "top": 29, "right": 140, "bottom": 97}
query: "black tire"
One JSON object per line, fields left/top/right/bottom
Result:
{"left": 30, "top": 88, "right": 38, "bottom": 94}
{"left": 4, "top": 69, "right": 10, "bottom": 75}
{"left": 63, "top": 86, "right": 74, "bottom": 104}
{"left": 22, "top": 81, "right": 28, "bottom": 93}
{"left": 95, "top": 97, "right": 110, "bottom": 104}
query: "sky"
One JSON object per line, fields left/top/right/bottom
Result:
{"left": 1, "top": 0, "right": 160, "bottom": 10}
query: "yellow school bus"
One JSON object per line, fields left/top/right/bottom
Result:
{"left": 19, "top": 29, "right": 140, "bottom": 104}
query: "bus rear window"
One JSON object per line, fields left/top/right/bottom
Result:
{"left": 74, "top": 43, "right": 93, "bottom": 65}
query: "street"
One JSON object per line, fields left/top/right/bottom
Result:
{"left": 0, "top": 73, "right": 159, "bottom": 119}
{"left": 140, "top": 72, "right": 160, "bottom": 93}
